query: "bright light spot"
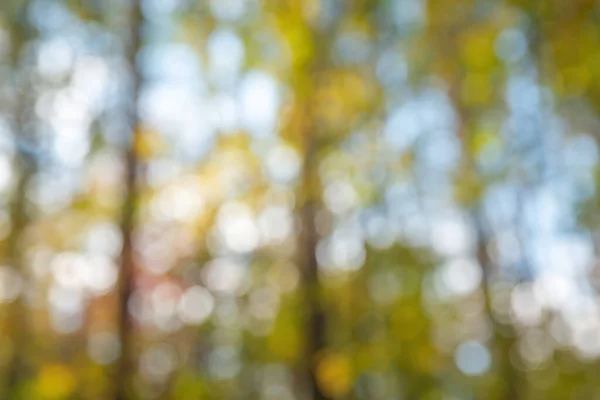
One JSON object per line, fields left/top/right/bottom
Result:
{"left": 402, "top": 212, "right": 430, "bottom": 247}
{"left": 210, "top": 0, "right": 247, "bottom": 21}
{"left": 50, "top": 88, "right": 93, "bottom": 166}
{"left": 151, "top": 282, "right": 181, "bottom": 316}
{"left": 0, "top": 154, "right": 13, "bottom": 193}
{"left": 265, "top": 145, "right": 301, "bottom": 183}
{"left": 214, "top": 298, "right": 240, "bottom": 326}
{"left": 258, "top": 205, "right": 293, "bottom": 245}
{"left": 421, "top": 130, "right": 461, "bottom": 171}
{"left": 533, "top": 273, "right": 574, "bottom": 309}
{"left": 135, "top": 224, "right": 179, "bottom": 275}
{"left": 483, "top": 183, "right": 518, "bottom": 228}
{"left": 455, "top": 341, "right": 491, "bottom": 376}
{"left": 85, "top": 223, "right": 123, "bottom": 258}
{"left": 572, "top": 321, "right": 600, "bottom": 359}
{"left": 29, "top": 0, "right": 70, "bottom": 31}
{"left": 0, "top": 267, "right": 22, "bottom": 302}
{"left": 48, "top": 284, "right": 84, "bottom": 334}
{"left": 141, "top": 44, "right": 201, "bottom": 83}
{"left": 506, "top": 75, "right": 541, "bottom": 113}
{"left": 202, "top": 258, "right": 246, "bottom": 295}
{"left": 88, "top": 332, "right": 120, "bottom": 365}
{"left": 532, "top": 234, "right": 593, "bottom": 277}
{"left": 431, "top": 215, "right": 474, "bottom": 257}
{"left": 377, "top": 49, "right": 407, "bottom": 85}
{"left": 51, "top": 252, "right": 84, "bottom": 289}
{"left": 37, "top": 37, "right": 73, "bottom": 79}
{"left": 384, "top": 104, "right": 421, "bottom": 152}
{"left": 324, "top": 180, "right": 357, "bottom": 215}
{"left": 128, "top": 290, "right": 151, "bottom": 324}
{"left": 438, "top": 257, "right": 482, "bottom": 297}
{"left": 209, "top": 346, "right": 241, "bottom": 379}
{"left": 71, "top": 56, "right": 110, "bottom": 112}
{"left": 318, "top": 227, "right": 365, "bottom": 272}
{"left": 143, "top": 0, "right": 185, "bottom": 17}
{"left": 511, "top": 283, "right": 543, "bottom": 326}
{"left": 239, "top": 71, "right": 280, "bottom": 137}
{"left": 140, "top": 344, "right": 178, "bottom": 382}
{"left": 151, "top": 282, "right": 182, "bottom": 330}
{"left": 82, "top": 256, "right": 118, "bottom": 295}
{"left": 495, "top": 29, "right": 527, "bottom": 63}
{"left": 153, "top": 179, "right": 205, "bottom": 222}
{"left": 217, "top": 202, "right": 259, "bottom": 253}
{"left": 178, "top": 286, "right": 215, "bottom": 325}
{"left": 26, "top": 246, "right": 53, "bottom": 279}
{"left": 565, "top": 135, "right": 598, "bottom": 169}
{"left": 146, "top": 158, "right": 183, "bottom": 188}
{"left": 519, "top": 330, "right": 553, "bottom": 367}
{"left": 334, "top": 31, "right": 370, "bottom": 64}
{"left": 364, "top": 213, "right": 395, "bottom": 249}
{"left": 211, "top": 93, "right": 239, "bottom": 132}
{"left": 392, "top": 0, "right": 425, "bottom": 27}
{"left": 492, "top": 230, "right": 521, "bottom": 267}
{"left": 139, "top": 84, "right": 214, "bottom": 159}
{"left": 51, "top": 253, "right": 117, "bottom": 295}
{"left": 208, "top": 29, "right": 245, "bottom": 84}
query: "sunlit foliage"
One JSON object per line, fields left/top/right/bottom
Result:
{"left": 0, "top": 0, "right": 599, "bottom": 399}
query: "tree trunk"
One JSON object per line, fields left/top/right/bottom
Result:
{"left": 449, "top": 76, "right": 521, "bottom": 400}
{"left": 299, "top": 182, "right": 328, "bottom": 400}
{"left": 114, "top": 0, "right": 143, "bottom": 398}
{"left": 6, "top": 3, "right": 35, "bottom": 394}
{"left": 473, "top": 210, "right": 520, "bottom": 400}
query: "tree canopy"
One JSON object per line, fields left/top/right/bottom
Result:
{"left": 0, "top": 0, "right": 599, "bottom": 399}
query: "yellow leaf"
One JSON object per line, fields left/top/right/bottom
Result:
{"left": 134, "top": 126, "right": 165, "bottom": 160}
{"left": 460, "top": 28, "right": 496, "bottom": 70}
{"left": 315, "top": 353, "right": 353, "bottom": 398}
{"left": 36, "top": 364, "right": 76, "bottom": 399}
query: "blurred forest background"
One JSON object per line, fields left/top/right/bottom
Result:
{"left": 1, "top": 0, "right": 600, "bottom": 399}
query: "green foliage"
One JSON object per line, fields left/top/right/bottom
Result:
{"left": 1, "top": 0, "right": 600, "bottom": 399}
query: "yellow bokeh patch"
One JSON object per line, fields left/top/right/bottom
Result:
{"left": 36, "top": 364, "right": 76, "bottom": 399}
{"left": 315, "top": 352, "right": 353, "bottom": 398}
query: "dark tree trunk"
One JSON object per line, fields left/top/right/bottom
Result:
{"left": 299, "top": 200, "right": 328, "bottom": 400}
{"left": 114, "top": 0, "right": 143, "bottom": 399}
